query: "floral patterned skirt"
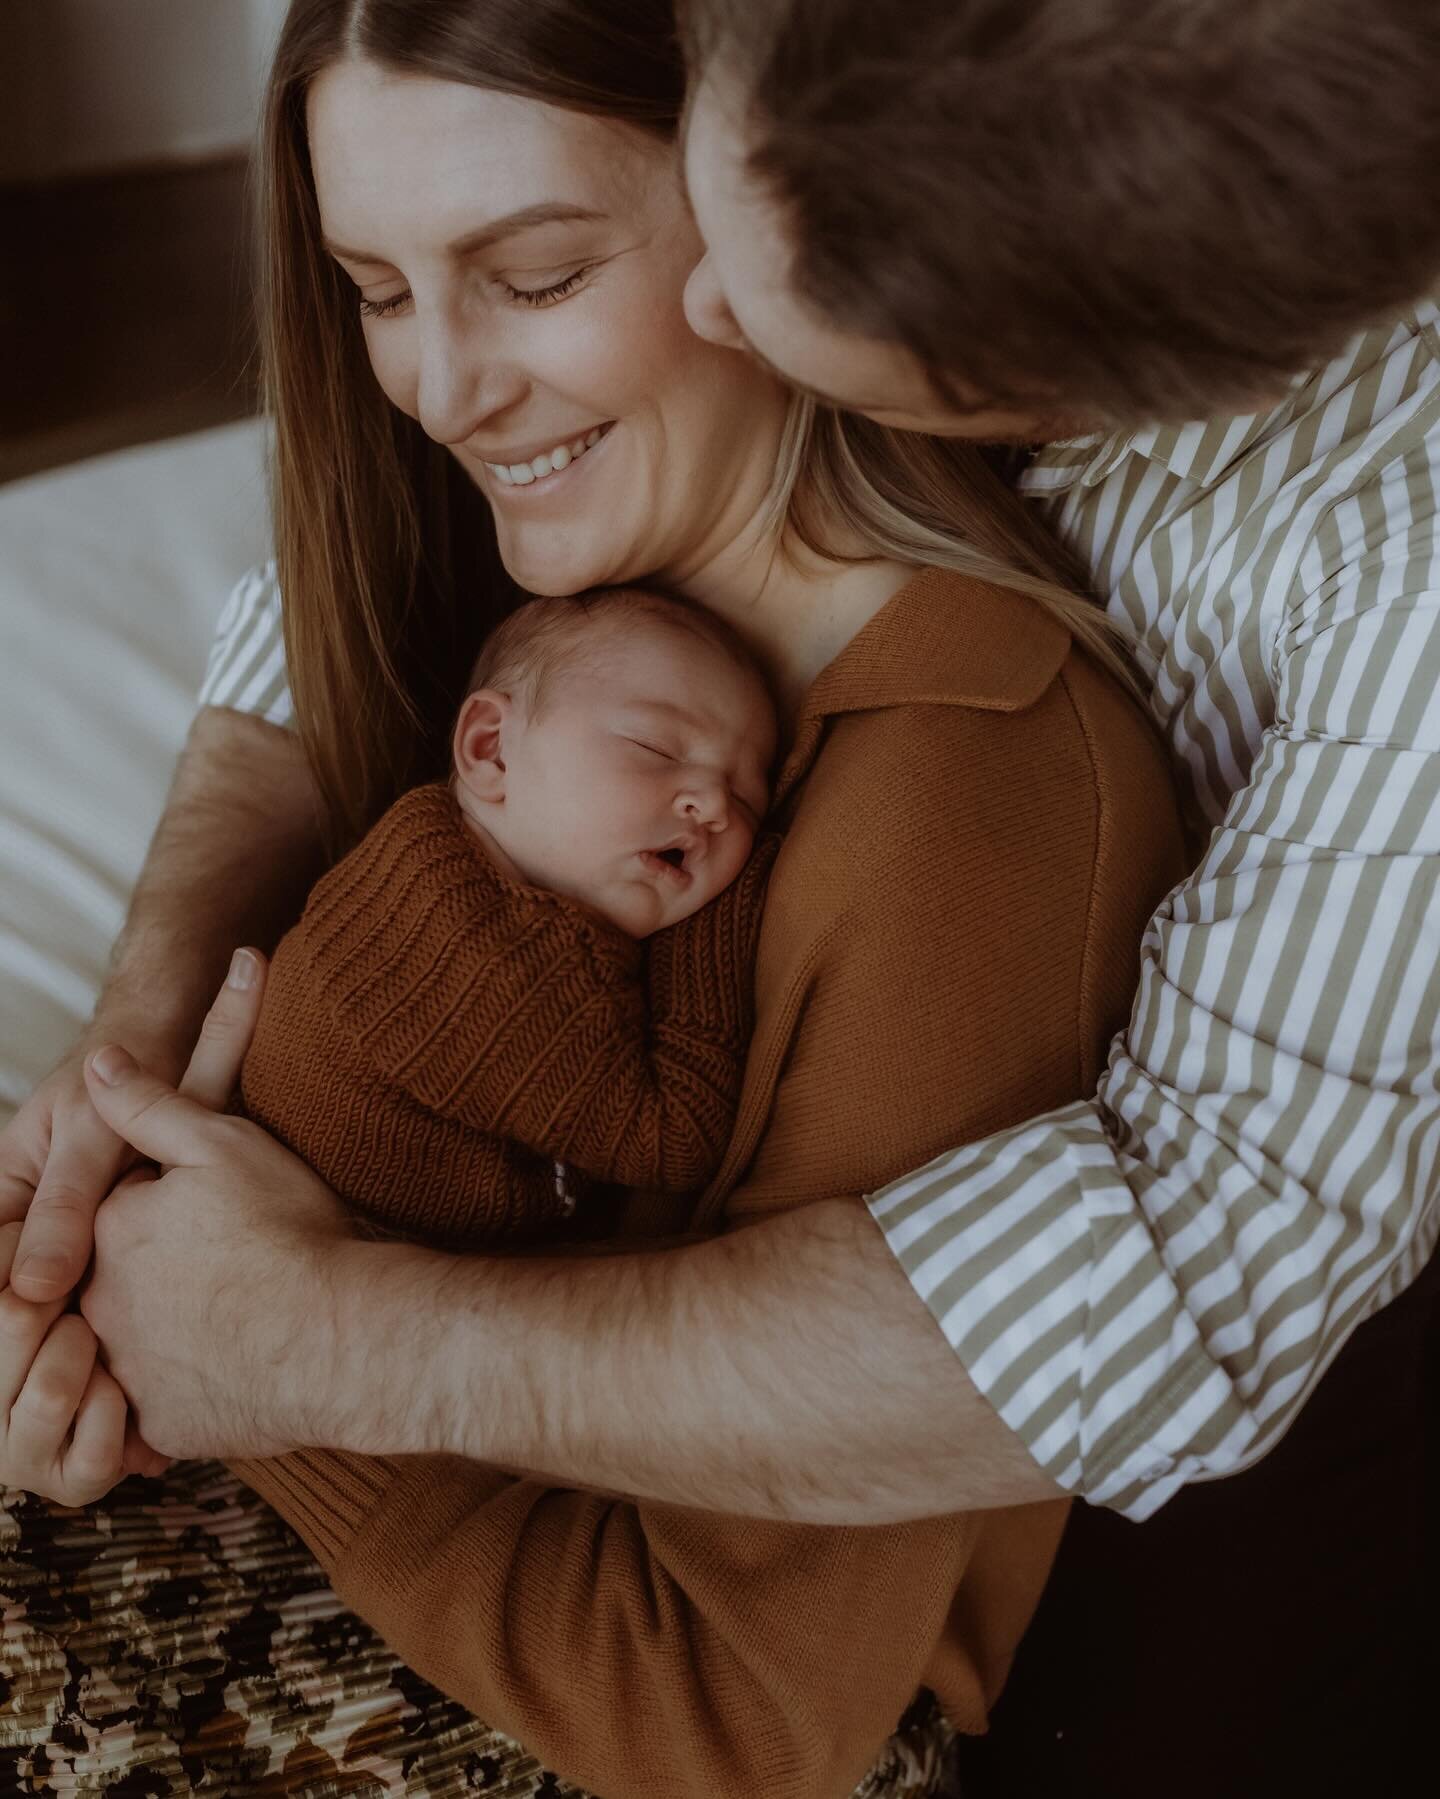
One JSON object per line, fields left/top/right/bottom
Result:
{"left": 2, "top": 1463, "right": 958, "bottom": 1797}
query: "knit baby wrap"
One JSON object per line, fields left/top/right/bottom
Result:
{"left": 240, "top": 781, "right": 775, "bottom": 1246}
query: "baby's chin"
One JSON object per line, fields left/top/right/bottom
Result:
{"left": 587, "top": 882, "right": 713, "bottom": 940}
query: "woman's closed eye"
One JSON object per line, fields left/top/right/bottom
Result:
{"left": 359, "top": 288, "right": 413, "bottom": 320}
{"left": 501, "top": 266, "right": 593, "bottom": 308}
{"left": 356, "top": 265, "right": 594, "bottom": 320}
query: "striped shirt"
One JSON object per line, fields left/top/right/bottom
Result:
{"left": 200, "top": 303, "right": 1440, "bottom": 1521}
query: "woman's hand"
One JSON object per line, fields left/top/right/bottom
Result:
{"left": 0, "top": 1047, "right": 144, "bottom": 1303}
{"left": 0, "top": 1218, "right": 135, "bottom": 1503}
{"left": 0, "top": 950, "right": 269, "bottom": 1500}
{"left": 0, "top": 950, "right": 268, "bottom": 1300}
{"left": 79, "top": 1038, "right": 358, "bottom": 1462}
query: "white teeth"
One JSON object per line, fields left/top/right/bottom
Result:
{"left": 485, "top": 425, "right": 608, "bottom": 489}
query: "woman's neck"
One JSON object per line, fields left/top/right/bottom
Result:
{"left": 662, "top": 487, "right": 917, "bottom": 719}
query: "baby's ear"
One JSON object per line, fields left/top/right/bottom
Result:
{"left": 453, "top": 690, "right": 511, "bottom": 803}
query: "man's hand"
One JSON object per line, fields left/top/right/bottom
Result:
{"left": 80, "top": 1044, "right": 357, "bottom": 1461}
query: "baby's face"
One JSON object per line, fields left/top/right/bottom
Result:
{"left": 460, "top": 623, "right": 776, "bottom": 936}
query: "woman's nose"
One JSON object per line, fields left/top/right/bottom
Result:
{"left": 414, "top": 308, "right": 528, "bottom": 447}
{"left": 683, "top": 253, "right": 749, "bottom": 353}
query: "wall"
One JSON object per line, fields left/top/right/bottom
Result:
{"left": 0, "top": 0, "right": 289, "bottom": 183}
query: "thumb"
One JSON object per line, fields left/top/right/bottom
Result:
{"left": 83, "top": 1046, "right": 230, "bottom": 1170}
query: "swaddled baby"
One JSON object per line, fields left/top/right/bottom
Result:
{"left": 240, "top": 587, "right": 778, "bottom": 1247}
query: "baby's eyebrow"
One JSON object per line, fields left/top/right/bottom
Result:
{"left": 619, "top": 698, "right": 695, "bottom": 726}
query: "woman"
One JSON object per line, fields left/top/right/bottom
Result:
{"left": 1, "top": 1, "right": 1184, "bottom": 1794}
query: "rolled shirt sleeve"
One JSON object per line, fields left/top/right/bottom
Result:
{"left": 197, "top": 560, "right": 293, "bottom": 727}
{"left": 872, "top": 388, "right": 1440, "bottom": 1520}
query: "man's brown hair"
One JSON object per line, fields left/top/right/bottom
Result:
{"left": 685, "top": 0, "right": 1440, "bottom": 423}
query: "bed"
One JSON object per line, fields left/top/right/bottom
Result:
{"left": 0, "top": 420, "right": 270, "bottom": 1125}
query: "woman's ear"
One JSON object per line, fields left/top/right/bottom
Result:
{"left": 453, "top": 690, "right": 512, "bottom": 804}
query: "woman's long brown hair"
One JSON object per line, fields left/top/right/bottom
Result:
{"left": 260, "top": 0, "right": 1121, "bottom": 850}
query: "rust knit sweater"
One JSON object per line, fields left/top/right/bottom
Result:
{"left": 233, "top": 568, "right": 1189, "bottom": 1799}
{"left": 239, "top": 785, "right": 774, "bottom": 1245}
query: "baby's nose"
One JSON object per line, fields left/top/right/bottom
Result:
{"left": 679, "top": 779, "right": 729, "bottom": 829}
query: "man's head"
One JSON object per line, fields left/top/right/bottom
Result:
{"left": 681, "top": 0, "right": 1440, "bottom": 439}
{"left": 453, "top": 589, "right": 776, "bottom": 937}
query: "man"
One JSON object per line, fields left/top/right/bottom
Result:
{"left": 675, "top": 1, "right": 1440, "bottom": 1788}
{"left": 5, "top": 1, "right": 1438, "bottom": 1791}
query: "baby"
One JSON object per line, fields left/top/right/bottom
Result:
{"left": 239, "top": 587, "right": 778, "bottom": 1247}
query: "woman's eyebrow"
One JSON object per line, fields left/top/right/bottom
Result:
{"left": 324, "top": 203, "right": 608, "bottom": 264}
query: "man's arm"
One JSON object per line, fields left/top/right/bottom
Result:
{"left": 1, "top": 704, "right": 323, "bottom": 1297}
{"left": 326, "top": 1199, "right": 1060, "bottom": 1518}
{"left": 77, "top": 1026, "right": 1059, "bottom": 1516}
{"left": 868, "top": 454, "right": 1440, "bottom": 1521}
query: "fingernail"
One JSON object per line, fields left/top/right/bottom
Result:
{"left": 227, "top": 948, "right": 259, "bottom": 991}
{"left": 17, "top": 1253, "right": 66, "bottom": 1291}
{"left": 90, "top": 1044, "right": 135, "bottom": 1085}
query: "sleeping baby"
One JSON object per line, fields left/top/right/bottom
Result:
{"left": 239, "top": 586, "right": 778, "bottom": 1247}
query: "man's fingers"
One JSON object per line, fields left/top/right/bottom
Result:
{"left": 121, "top": 1414, "right": 172, "bottom": 1480}
{"left": 83, "top": 1048, "right": 236, "bottom": 1170}
{"left": 179, "top": 948, "right": 268, "bottom": 1114}
{"left": 10, "top": 1101, "right": 127, "bottom": 1302}
{"left": 61, "top": 1362, "right": 129, "bottom": 1502}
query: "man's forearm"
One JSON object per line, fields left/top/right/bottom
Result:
{"left": 322, "top": 1199, "right": 1063, "bottom": 1524}
{"left": 92, "top": 706, "right": 324, "bottom": 1075}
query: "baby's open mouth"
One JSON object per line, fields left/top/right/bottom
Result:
{"left": 641, "top": 845, "right": 694, "bottom": 887}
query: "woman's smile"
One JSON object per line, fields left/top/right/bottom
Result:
{"left": 475, "top": 420, "right": 616, "bottom": 497}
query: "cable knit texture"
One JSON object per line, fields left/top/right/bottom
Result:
{"left": 240, "top": 784, "right": 774, "bottom": 1245}
{"left": 233, "top": 568, "right": 1189, "bottom": 1799}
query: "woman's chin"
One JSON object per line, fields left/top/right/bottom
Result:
{"left": 497, "top": 547, "right": 643, "bottom": 599}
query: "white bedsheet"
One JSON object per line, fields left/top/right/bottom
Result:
{"left": 0, "top": 421, "right": 270, "bottom": 1124}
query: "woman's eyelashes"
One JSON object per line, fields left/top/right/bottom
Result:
{"left": 358, "top": 288, "right": 412, "bottom": 320}
{"left": 355, "top": 265, "right": 595, "bottom": 319}
{"left": 502, "top": 266, "right": 593, "bottom": 307}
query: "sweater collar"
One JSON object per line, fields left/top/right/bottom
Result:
{"left": 775, "top": 566, "right": 1071, "bottom": 804}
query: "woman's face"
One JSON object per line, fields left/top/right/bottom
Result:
{"left": 307, "top": 59, "right": 790, "bottom": 597}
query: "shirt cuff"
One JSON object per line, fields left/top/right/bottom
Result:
{"left": 197, "top": 560, "right": 294, "bottom": 728}
{"left": 866, "top": 1098, "right": 1250, "bottom": 1521}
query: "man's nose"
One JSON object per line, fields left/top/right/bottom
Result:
{"left": 683, "top": 253, "right": 748, "bottom": 352}
{"left": 415, "top": 306, "right": 528, "bottom": 447}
